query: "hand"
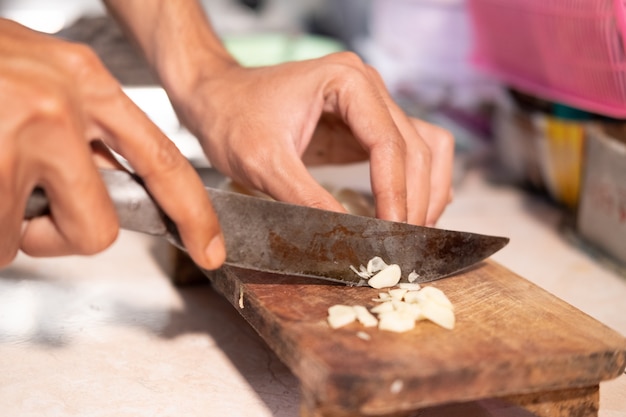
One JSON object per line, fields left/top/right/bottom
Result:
{"left": 0, "top": 19, "right": 225, "bottom": 269}
{"left": 172, "top": 53, "right": 454, "bottom": 226}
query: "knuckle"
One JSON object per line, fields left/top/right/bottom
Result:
{"left": 421, "top": 140, "right": 433, "bottom": 163}
{"left": 323, "top": 51, "right": 369, "bottom": 82}
{"left": 66, "top": 190, "right": 120, "bottom": 256}
{"left": 406, "top": 137, "right": 432, "bottom": 171}
{"left": 57, "top": 43, "right": 118, "bottom": 91}
{"left": 331, "top": 51, "right": 366, "bottom": 68}
{"left": 433, "top": 126, "right": 455, "bottom": 153}
{"left": 386, "top": 134, "right": 409, "bottom": 160}
{"left": 377, "top": 186, "right": 408, "bottom": 208}
{"left": 364, "top": 64, "right": 385, "bottom": 82}
{"left": 143, "top": 139, "right": 188, "bottom": 179}
{"left": 414, "top": 120, "right": 456, "bottom": 155}
{"left": 27, "top": 88, "right": 73, "bottom": 124}
{"left": 153, "top": 140, "right": 182, "bottom": 168}
{"left": 234, "top": 142, "right": 275, "bottom": 181}
{"left": 8, "top": 79, "right": 73, "bottom": 128}
{"left": 418, "top": 145, "right": 433, "bottom": 170}
{"left": 62, "top": 43, "right": 105, "bottom": 77}
{"left": 75, "top": 221, "right": 119, "bottom": 255}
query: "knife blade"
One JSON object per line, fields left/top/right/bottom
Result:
{"left": 25, "top": 168, "right": 509, "bottom": 285}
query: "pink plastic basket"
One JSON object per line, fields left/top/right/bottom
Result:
{"left": 468, "top": 0, "right": 626, "bottom": 117}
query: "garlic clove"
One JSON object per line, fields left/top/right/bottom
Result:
{"left": 419, "top": 286, "right": 454, "bottom": 310}
{"left": 378, "top": 292, "right": 392, "bottom": 301}
{"left": 392, "top": 301, "right": 422, "bottom": 319}
{"left": 403, "top": 290, "right": 421, "bottom": 304}
{"left": 327, "top": 305, "right": 357, "bottom": 329}
{"left": 407, "top": 270, "right": 420, "bottom": 283}
{"left": 353, "top": 305, "right": 378, "bottom": 327}
{"left": 350, "top": 265, "right": 371, "bottom": 279}
{"left": 370, "top": 301, "right": 395, "bottom": 314}
{"left": 397, "top": 283, "right": 421, "bottom": 291}
{"left": 420, "top": 299, "right": 455, "bottom": 330}
{"left": 356, "top": 331, "right": 371, "bottom": 341}
{"left": 368, "top": 264, "right": 401, "bottom": 289}
{"left": 366, "top": 256, "right": 389, "bottom": 274}
{"left": 388, "top": 288, "right": 408, "bottom": 300}
{"left": 378, "top": 311, "right": 416, "bottom": 333}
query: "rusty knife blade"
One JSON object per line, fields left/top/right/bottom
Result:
{"left": 25, "top": 169, "right": 509, "bottom": 285}
{"left": 208, "top": 188, "right": 509, "bottom": 285}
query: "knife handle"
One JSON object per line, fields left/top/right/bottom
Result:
{"left": 24, "top": 168, "right": 184, "bottom": 249}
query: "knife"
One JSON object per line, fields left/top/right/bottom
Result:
{"left": 25, "top": 168, "right": 509, "bottom": 285}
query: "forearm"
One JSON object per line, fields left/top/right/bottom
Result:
{"left": 103, "top": 0, "right": 238, "bottom": 101}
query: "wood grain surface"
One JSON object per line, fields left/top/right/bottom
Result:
{"left": 204, "top": 260, "right": 626, "bottom": 416}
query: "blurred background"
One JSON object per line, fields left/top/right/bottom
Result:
{"left": 2, "top": 0, "right": 625, "bottom": 270}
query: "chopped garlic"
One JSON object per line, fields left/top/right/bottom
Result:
{"left": 403, "top": 290, "right": 421, "bottom": 304}
{"left": 419, "top": 286, "right": 454, "bottom": 310}
{"left": 407, "top": 270, "right": 420, "bottom": 283}
{"left": 397, "top": 283, "right": 421, "bottom": 291}
{"left": 334, "top": 259, "right": 456, "bottom": 333}
{"left": 420, "top": 299, "right": 455, "bottom": 330}
{"left": 372, "top": 292, "right": 391, "bottom": 303}
{"left": 378, "top": 292, "right": 392, "bottom": 301}
{"left": 353, "top": 305, "right": 378, "bottom": 327}
{"left": 368, "top": 264, "right": 401, "bottom": 289}
{"left": 390, "top": 379, "right": 404, "bottom": 394}
{"left": 370, "top": 301, "right": 395, "bottom": 314}
{"left": 356, "top": 331, "right": 371, "bottom": 341}
{"left": 371, "top": 292, "right": 391, "bottom": 302}
{"left": 350, "top": 265, "right": 371, "bottom": 280}
{"left": 327, "top": 305, "right": 357, "bottom": 329}
{"left": 388, "top": 288, "right": 408, "bottom": 300}
{"left": 366, "top": 256, "right": 389, "bottom": 274}
{"left": 392, "top": 300, "right": 422, "bottom": 319}
{"left": 378, "top": 311, "right": 416, "bottom": 333}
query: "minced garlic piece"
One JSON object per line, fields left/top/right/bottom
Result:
{"left": 329, "top": 260, "right": 456, "bottom": 333}
{"left": 368, "top": 264, "right": 401, "bottom": 289}
{"left": 327, "top": 305, "right": 357, "bottom": 329}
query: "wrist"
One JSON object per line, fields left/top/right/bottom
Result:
{"left": 159, "top": 46, "right": 239, "bottom": 108}
{"left": 105, "top": 0, "right": 240, "bottom": 114}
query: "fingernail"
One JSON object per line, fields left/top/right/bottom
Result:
{"left": 205, "top": 233, "right": 226, "bottom": 269}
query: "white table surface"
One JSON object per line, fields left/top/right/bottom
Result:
{"left": 1, "top": 162, "right": 625, "bottom": 417}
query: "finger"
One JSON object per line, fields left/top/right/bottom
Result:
{"left": 89, "top": 88, "right": 225, "bottom": 270}
{"left": 320, "top": 53, "right": 408, "bottom": 222}
{"left": 0, "top": 27, "right": 119, "bottom": 260}
{"left": 411, "top": 119, "right": 455, "bottom": 226}
{"left": 252, "top": 147, "right": 347, "bottom": 214}
{"left": 363, "top": 66, "right": 455, "bottom": 226}
{"left": 18, "top": 123, "right": 119, "bottom": 257}
{"left": 363, "top": 66, "right": 431, "bottom": 225}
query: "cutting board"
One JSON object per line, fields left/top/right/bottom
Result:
{"left": 197, "top": 259, "right": 626, "bottom": 416}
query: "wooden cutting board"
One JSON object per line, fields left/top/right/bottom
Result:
{"left": 198, "top": 259, "right": 626, "bottom": 416}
